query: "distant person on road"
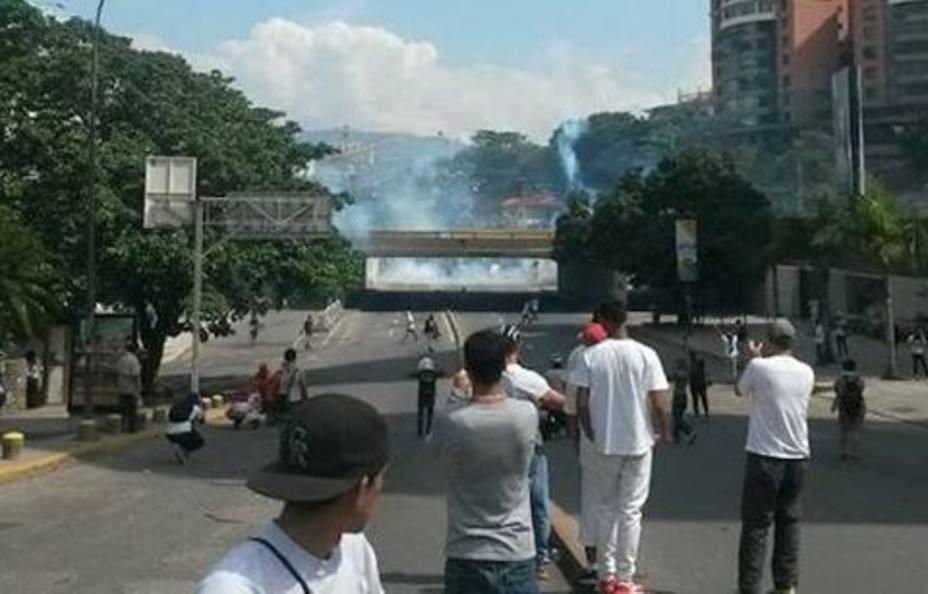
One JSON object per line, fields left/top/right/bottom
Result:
{"left": 423, "top": 313, "right": 441, "bottom": 342}
{"left": 402, "top": 311, "right": 419, "bottom": 343}
{"left": 834, "top": 316, "right": 850, "bottom": 361}
{"left": 832, "top": 359, "right": 866, "bottom": 461}
{"left": 24, "top": 349, "right": 45, "bottom": 409}
{"left": 671, "top": 359, "right": 696, "bottom": 445}
{"left": 688, "top": 352, "right": 710, "bottom": 417}
{"left": 301, "top": 314, "right": 314, "bottom": 351}
{"left": 735, "top": 320, "right": 814, "bottom": 594}
{"left": 433, "top": 329, "right": 540, "bottom": 594}
{"left": 196, "top": 394, "right": 389, "bottom": 594}
{"left": 272, "top": 348, "right": 308, "bottom": 423}
{"left": 414, "top": 354, "right": 443, "bottom": 437}
{"left": 166, "top": 390, "right": 205, "bottom": 464}
{"left": 717, "top": 324, "right": 740, "bottom": 383}
{"left": 116, "top": 342, "right": 143, "bottom": 433}
{"left": 501, "top": 324, "right": 566, "bottom": 581}
{"left": 575, "top": 300, "right": 671, "bottom": 594}
{"left": 908, "top": 328, "right": 928, "bottom": 378}
{"left": 249, "top": 312, "right": 261, "bottom": 343}
{"left": 814, "top": 321, "right": 828, "bottom": 366}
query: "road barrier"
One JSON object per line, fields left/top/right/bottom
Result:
{"left": 317, "top": 299, "right": 344, "bottom": 332}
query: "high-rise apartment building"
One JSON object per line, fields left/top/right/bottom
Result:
{"left": 711, "top": 0, "right": 848, "bottom": 129}
{"left": 886, "top": 0, "right": 928, "bottom": 106}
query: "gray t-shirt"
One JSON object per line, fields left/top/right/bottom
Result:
{"left": 434, "top": 398, "right": 538, "bottom": 562}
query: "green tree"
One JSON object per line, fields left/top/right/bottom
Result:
{"left": 638, "top": 150, "right": 773, "bottom": 315}
{"left": 0, "top": 205, "right": 59, "bottom": 345}
{"left": 0, "top": 0, "right": 362, "bottom": 391}
{"left": 813, "top": 184, "right": 906, "bottom": 376}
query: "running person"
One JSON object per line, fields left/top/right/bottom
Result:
{"left": 402, "top": 311, "right": 419, "bottom": 343}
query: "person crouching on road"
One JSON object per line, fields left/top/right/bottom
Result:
{"left": 196, "top": 394, "right": 389, "bottom": 594}
{"left": 434, "top": 329, "right": 541, "bottom": 594}
{"left": 166, "top": 390, "right": 205, "bottom": 464}
{"left": 501, "top": 324, "right": 566, "bottom": 581}
{"left": 736, "top": 320, "right": 814, "bottom": 594}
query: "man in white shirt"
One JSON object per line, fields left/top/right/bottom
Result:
{"left": 574, "top": 301, "right": 670, "bottom": 594}
{"left": 501, "top": 324, "right": 566, "bottom": 580}
{"left": 196, "top": 394, "right": 388, "bottom": 594}
{"left": 566, "top": 321, "right": 608, "bottom": 586}
{"left": 116, "top": 342, "right": 142, "bottom": 433}
{"left": 735, "top": 320, "right": 814, "bottom": 594}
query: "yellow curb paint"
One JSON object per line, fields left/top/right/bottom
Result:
{"left": 0, "top": 407, "right": 229, "bottom": 485}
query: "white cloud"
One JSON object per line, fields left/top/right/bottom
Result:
{"left": 200, "top": 18, "right": 676, "bottom": 142}
{"left": 130, "top": 33, "right": 179, "bottom": 55}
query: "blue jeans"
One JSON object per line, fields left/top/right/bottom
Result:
{"left": 528, "top": 446, "right": 550, "bottom": 566}
{"left": 444, "top": 558, "right": 539, "bottom": 594}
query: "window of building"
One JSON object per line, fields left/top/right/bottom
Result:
{"left": 863, "top": 46, "right": 878, "bottom": 60}
{"left": 782, "top": 53, "right": 790, "bottom": 65}
{"left": 864, "top": 66, "right": 877, "bottom": 80}
{"left": 782, "top": 74, "right": 791, "bottom": 88}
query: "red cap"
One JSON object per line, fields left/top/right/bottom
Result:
{"left": 580, "top": 322, "right": 607, "bottom": 346}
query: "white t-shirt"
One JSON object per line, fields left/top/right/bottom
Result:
{"left": 502, "top": 363, "right": 551, "bottom": 445}
{"left": 564, "top": 344, "right": 587, "bottom": 415}
{"left": 737, "top": 355, "right": 814, "bottom": 459}
{"left": 196, "top": 521, "right": 384, "bottom": 594}
{"left": 116, "top": 352, "right": 141, "bottom": 396}
{"left": 573, "top": 338, "right": 669, "bottom": 456}
{"left": 502, "top": 363, "right": 550, "bottom": 406}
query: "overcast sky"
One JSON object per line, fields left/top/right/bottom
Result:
{"left": 46, "top": 1, "right": 712, "bottom": 141}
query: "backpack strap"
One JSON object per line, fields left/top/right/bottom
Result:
{"left": 249, "top": 537, "right": 312, "bottom": 594}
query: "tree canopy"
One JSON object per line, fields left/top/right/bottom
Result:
{"left": 0, "top": 0, "right": 362, "bottom": 387}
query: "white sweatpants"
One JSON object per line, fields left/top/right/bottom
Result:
{"left": 590, "top": 449, "right": 653, "bottom": 580}
{"left": 579, "top": 436, "right": 605, "bottom": 548}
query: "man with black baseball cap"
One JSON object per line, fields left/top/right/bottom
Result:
{"left": 196, "top": 393, "right": 389, "bottom": 594}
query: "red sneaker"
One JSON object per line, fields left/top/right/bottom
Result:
{"left": 600, "top": 578, "right": 647, "bottom": 594}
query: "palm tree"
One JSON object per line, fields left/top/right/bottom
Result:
{"left": 814, "top": 184, "right": 905, "bottom": 377}
{"left": 0, "top": 206, "right": 57, "bottom": 345}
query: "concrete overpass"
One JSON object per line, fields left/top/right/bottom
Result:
{"left": 352, "top": 229, "right": 555, "bottom": 258}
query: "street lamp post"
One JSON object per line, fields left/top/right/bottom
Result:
{"left": 83, "top": 0, "right": 107, "bottom": 424}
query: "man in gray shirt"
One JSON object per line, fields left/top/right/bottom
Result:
{"left": 434, "top": 329, "right": 539, "bottom": 594}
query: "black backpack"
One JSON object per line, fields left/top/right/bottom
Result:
{"left": 168, "top": 398, "right": 195, "bottom": 423}
{"left": 839, "top": 376, "right": 865, "bottom": 419}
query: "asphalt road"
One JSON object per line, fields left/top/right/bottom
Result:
{"left": 4, "top": 309, "right": 927, "bottom": 593}
{"left": 491, "top": 312, "right": 928, "bottom": 594}
{"left": 0, "top": 310, "right": 571, "bottom": 594}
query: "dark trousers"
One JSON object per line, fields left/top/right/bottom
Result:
{"left": 738, "top": 453, "right": 807, "bottom": 594}
{"left": 444, "top": 558, "right": 539, "bottom": 594}
{"left": 913, "top": 354, "right": 928, "bottom": 378}
{"left": 417, "top": 394, "right": 435, "bottom": 435}
{"left": 166, "top": 430, "right": 204, "bottom": 453}
{"left": 672, "top": 402, "right": 694, "bottom": 442}
{"left": 835, "top": 336, "right": 849, "bottom": 360}
{"left": 690, "top": 382, "right": 709, "bottom": 416}
{"left": 119, "top": 394, "right": 139, "bottom": 433}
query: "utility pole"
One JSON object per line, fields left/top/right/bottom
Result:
{"left": 191, "top": 199, "right": 203, "bottom": 395}
{"left": 83, "top": 0, "right": 106, "bottom": 424}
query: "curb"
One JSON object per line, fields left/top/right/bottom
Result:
{"left": 0, "top": 407, "right": 227, "bottom": 486}
{"left": 442, "top": 310, "right": 585, "bottom": 588}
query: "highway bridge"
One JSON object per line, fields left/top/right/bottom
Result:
{"left": 351, "top": 229, "right": 555, "bottom": 258}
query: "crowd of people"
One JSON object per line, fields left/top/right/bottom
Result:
{"left": 187, "top": 295, "right": 922, "bottom": 594}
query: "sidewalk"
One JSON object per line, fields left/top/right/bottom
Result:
{"left": 0, "top": 404, "right": 227, "bottom": 485}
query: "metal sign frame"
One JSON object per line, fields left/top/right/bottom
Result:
{"left": 144, "top": 156, "right": 197, "bottom": 229}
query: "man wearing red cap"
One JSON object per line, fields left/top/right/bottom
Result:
{"left": 566, "top": 319, "right": 608, "bottom": 585}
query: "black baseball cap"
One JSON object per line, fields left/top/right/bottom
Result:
{"left": 247, "top": 393, "right": 389, "bottom": 502}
